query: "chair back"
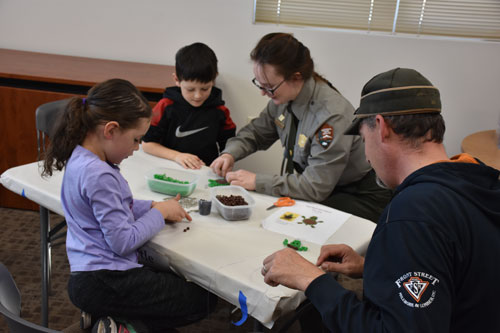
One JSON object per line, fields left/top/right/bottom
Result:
{"left": 34, "top": 99, "right": 69, "bottom": 303}
{"left": 0, "top": 263, "right": 60, "bottom": 333}
{"left": 35, "top": 99, "right": 71, "bottom": 160}
{"left": 0, "top": 262, "right": 21, "bottom": 317}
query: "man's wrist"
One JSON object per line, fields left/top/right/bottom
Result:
{"left": 299, "top": 270, "right": 326, "bottom": 291}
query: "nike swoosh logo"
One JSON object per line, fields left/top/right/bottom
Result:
{"left": 175, "top": 126, "right": 209, "bottom": 138}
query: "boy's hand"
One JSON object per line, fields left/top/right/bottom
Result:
{"left": 316, "top": 244, "right": 364, "bottom": 278}
{"left": 174, "top": 152, "right": 205, "bottom": 169}
{"left": 210, "top": 153, "right": 234, "bottom": 177}
{"left": 152, "top": 194, "right": 192, "bottom": 222}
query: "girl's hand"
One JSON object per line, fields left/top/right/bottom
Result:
{"left": 152, "top": 194, "right": 192, "bottom": 222}
{"left": 174, "top": 152, "right": 205, "bottom": 169}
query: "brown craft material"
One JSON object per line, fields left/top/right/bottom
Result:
{"left": 216, "top": 195, "right": 248, "bottom": 206}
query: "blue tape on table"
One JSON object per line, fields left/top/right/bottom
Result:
{"left": 21, "top": 189, "right": 26, "bottom": 197}
{"left": 232, "top": 290, "right": 248, "bottom": 326}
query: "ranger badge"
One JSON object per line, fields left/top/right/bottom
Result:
{"left": 275, "top": 113, "right": 285, "bottom": 129}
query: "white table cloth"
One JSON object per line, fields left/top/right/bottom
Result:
{"left": 1, "top": 148, "right": 376, "bottom": 328}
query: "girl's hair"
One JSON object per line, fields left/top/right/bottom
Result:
{"left": 250, "top": 32, "right": 338, "bottom": 92}
{"left": 42, "top": 78, "right": 152, "bottom": 177}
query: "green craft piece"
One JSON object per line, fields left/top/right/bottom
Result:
{"left": 283, "top": 238, "right": 308, "bottom": 251}
{"left": 208, "top": 179, "right": 230, "bottom": 187}
{"left": 154, "top": 173, "right": 189, "bottom": 184}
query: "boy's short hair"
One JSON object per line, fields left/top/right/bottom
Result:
{"left": 175, "top": 42, "right": 218, "bottom": 83}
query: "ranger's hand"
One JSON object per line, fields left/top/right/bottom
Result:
{"left": 226, "top": 169, "right": 256, "bottom": 191}
{"left": 210, "top": 153, "right": 234, "bottom": 177}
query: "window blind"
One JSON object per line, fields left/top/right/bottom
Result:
{"left": 254, "top": 0, "right": 500, "bottom": 40}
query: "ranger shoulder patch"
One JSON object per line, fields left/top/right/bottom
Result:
{"left": 316, "top": 123, "right": 334, "bottom": 148}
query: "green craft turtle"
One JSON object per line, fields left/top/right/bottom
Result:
{"left": 283, "top": 238, "right": 308, "bottom": 251}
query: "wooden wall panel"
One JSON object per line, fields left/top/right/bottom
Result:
{"left": 0, "top": 49, "right": 173, "bottom": 211}
{"left": 0, "top": 87, "right": 78, "bottom": 210}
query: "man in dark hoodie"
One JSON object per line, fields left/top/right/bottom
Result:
{"left": 142, "top": 42, "right": 236, "bottom": 169}
{"left": 261, "top": 68, "right": 500, "bottom": 332}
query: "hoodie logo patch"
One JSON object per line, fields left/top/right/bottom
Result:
{"left": 395, "top": 272, "right": 440, "bottom": 308}
{"left": 403, "top": 277, "right": 429, "bottom": 302}
{"left": 175, "top": 126, "right": 208, "bottom": 138}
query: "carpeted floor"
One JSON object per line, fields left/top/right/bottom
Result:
{"left": 0, "top": 207, "right": 363, "bottom": 332}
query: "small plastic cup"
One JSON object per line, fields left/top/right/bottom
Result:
{"left": 198, "top": 199, "right": 212, "bottom": 216}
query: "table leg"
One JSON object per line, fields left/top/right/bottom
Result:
{"left": 40, "top": 206, "right": 49, "bottom": 327}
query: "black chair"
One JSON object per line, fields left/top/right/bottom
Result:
{"left": 36, "top": 99, "right": 71, "bottom": 161}
{"left": 35, "top": 98, "right": 71, "bottom": 327}
{"left": 0, "top": 262, "right": 60, "bottom": 332}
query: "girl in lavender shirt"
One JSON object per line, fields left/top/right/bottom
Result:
{"left": 42, "top": 79, "right": 216, "bottom": 333}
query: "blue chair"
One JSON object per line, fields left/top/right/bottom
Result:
{"left": 0, "top": 262, "right": 60, "bottom": 332}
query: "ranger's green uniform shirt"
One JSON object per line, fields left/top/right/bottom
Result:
{"left": 223, "top": 78, "right": 371, "bottom": 202}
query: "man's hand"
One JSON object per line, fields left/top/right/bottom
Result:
{"left": 174, "top": 152, "right": 205, "bottom": 170}
{"left": 226, "top": 169, "right": 256, "bottom": 191}
{"left": 262, "top": 248, "right": 325, "bottom": 291}
{"left": 210, "top": 153, "right": 234, "bottom": 177}
{"left": 152, "top": 194, "right": 192, "bottom": 222}
{"left": 316, "top": 244, "right": 364, "bottom": 278}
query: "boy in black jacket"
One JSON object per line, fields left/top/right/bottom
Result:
{"left": 143, "top": 42, "right": 236, "bottom": 169}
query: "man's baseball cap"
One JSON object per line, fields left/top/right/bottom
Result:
{"left": 344, "top": 68, "right": 441, "bottom": 135}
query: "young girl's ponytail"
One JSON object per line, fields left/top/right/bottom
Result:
{"left": 42, "top": 78, "right": 151, "bottom": 177}
{"left": 42, "top": 97, "right": 88, "bottom": 177}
